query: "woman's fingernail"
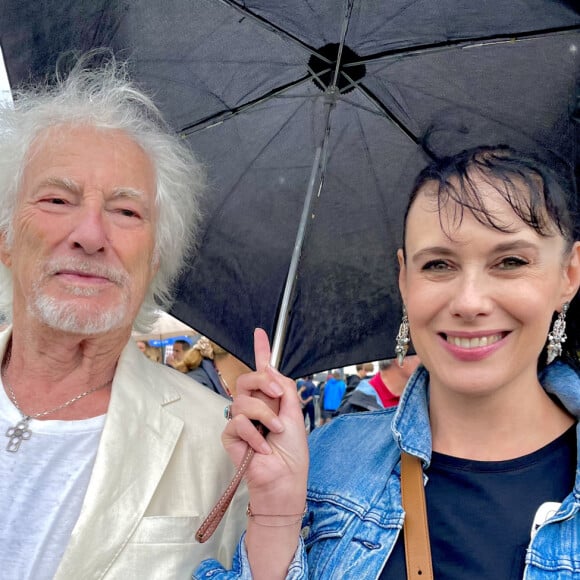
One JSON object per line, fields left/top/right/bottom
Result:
{"left": 259, "top": 441, "right": 272, "bottom": 454}
{"left": 269, "top": 381, "right": 283, "bottom": 396}
{"left": 271, "top": 417, "right": 284, "bottom": 432}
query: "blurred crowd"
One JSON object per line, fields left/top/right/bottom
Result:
{"left": 134, "top": 336, "right": 251, "bottom": 400}
{"left": 134, "top": 335, "right": 421, "bottom": 431}
{"left": 293, "top": 355, "right": 421, "bottom": 431}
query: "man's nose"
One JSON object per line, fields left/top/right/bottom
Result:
{"left": 68, "top": 205, "right": 108, "bottom": 254}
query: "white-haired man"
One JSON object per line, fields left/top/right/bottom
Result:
{"left": 0, "top": 54, "right": 246, "bottom": 579}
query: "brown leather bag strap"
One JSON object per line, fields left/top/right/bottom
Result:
{"left": 401, "top": 451, "right": 434, "bottom": 579}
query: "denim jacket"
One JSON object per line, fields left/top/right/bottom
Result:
{"left": 194, "top": 361, "right": 580, "bottom": 579}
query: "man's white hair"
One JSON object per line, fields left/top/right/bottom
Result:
{"left": 0, "top": 51, "right": 205, "bottom": 331}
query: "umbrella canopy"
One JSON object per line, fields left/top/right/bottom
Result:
{"left": 1, "top": 0, "right": 579, "bottom": 377}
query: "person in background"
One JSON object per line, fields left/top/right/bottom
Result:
{"left": 166, "top": 338, "right": 192, "bottom": 368}
{"left": 345, "top": 362, "right": 374, "bottom": 394}
{"left": 176, "top": 336, "right": 250, "bottom": 399}
{"left": 146, "top": 344, "right": 163, "bottom": 363}
{"left": 339, "top": 361, "right": 375, "bottom": 410}
{"left": 135, "top": 339, "right": 162, "bottom": 363}
{"left": 320, "top": 370, "right": 346, "bottom": 425}
{"left": 0, "top": 52, "right": 248, "bottom": 579}
{"left": 339, "top": 356, "right": 421, "bottom": 414}
{"left": 197, "top": 144, "right": 580, "bottom": 579}
{"left": 363, "top": 362, "right": 375, "bottom": 375}
{"left": 297, "top": 375, "right": 317, "bottom": 432}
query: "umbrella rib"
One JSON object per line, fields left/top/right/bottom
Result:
{"left": 217, "top": 0, "right": 330, "bottom": 62}
{"left": 200, "top": 99, "right": 313, "bottom": 237}
{"left": 341, "top": 69, "right": 429, "bottom": 154}
{"left": 331, "top": 0, "right": 355, "bottom": 89}
{"left": 345, "top": 24, "right": 580, "bottom": 65}
{"left": 179, "top": 75, "right": 312, "bottom": 135}
{"left": 90, "top": 0, "right": 127, "bottom": 46}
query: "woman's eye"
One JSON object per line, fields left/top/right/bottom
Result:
{"left": 422, "top": 260, "right": 451, "bottom": 271}
{"left": 498, "top": 256, "right": 528, "bottom": 269}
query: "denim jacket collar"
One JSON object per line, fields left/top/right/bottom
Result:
{"left": 392, "top": 361, "right": 580, "bottom": 494}
{"left": 391, "top": 365, "right": 432, "bottom": 466}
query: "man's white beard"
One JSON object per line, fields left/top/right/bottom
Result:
{"left": 29, "top": 258, "right": 132, "bottom": 335}
{"left": 31, "top": 292, "right": 129, "bottom": 334}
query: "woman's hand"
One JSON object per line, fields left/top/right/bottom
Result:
{"left": 222, "top": 328, "right": 309, "bottom": 579}
{"left": 223, "top": 328, "right": 308, "bottom": 511}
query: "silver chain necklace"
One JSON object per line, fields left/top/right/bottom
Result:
{"left": 3, "top": 351, "right": 112, "bottom": 453}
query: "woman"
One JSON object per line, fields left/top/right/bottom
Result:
{"left": 195, "top": 145, "right": 580, "bottom": 579}
{"left": 136, "top": 339, "right": 163, "bottom": 363}
{"left": 176, "top": 336, "right": 250, "bottom": 399}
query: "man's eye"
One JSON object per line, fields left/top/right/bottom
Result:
{"left": 118, "top": 208, "right": 139, "bottom": 218}
{"left": 46, "top": 198, "right": 67, "bottom": 204}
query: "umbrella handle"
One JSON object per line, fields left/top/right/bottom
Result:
{"left": 195, "top": 422, "right": 268, "bottom": 543}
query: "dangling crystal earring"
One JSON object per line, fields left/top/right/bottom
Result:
{"left": 395, "top": 305, "right": 410, "bottom": 367}
{"left": 546, "top": 302, "right": 569, "bottom": 364}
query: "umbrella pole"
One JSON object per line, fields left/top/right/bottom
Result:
{"left": 197, "top": 145, "right": 326, "bottom": 543}
{"left": 270, "top": 1, "right": 352, "bottom": 370}
{"left": 198, "top": 7, "right": 352, "bottom": 541}
{"left": 270, "top": 146, "right": 322, "bottom": 369}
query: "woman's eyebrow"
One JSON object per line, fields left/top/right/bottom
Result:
{"left": 490, "top": 240, "right": 539, "bottom": 253}
{"left": 411, "top": 246, "right": 455, "bottom": 264}
{"left": 410, "top": 240, "right": 539, "bottom": 264}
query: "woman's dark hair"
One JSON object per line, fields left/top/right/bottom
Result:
{"left": 401, "top": 144, "right": 579, "bottom": 369}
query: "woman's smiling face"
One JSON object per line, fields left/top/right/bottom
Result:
{"left": 398, "top": 175, "right": 580, "bottom": 399}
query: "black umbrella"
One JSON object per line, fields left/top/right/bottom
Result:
{"left": 1, "top": 0, "right": 579, "bottom": 377}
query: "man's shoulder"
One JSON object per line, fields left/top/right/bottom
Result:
{"left": 120, "top": 349, "right": 228, "bottom": 431}
{"left": 151, "top": 361, "right": 227, "bottom": 409}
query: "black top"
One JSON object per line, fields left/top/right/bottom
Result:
{"left": 380, "top": 424, "right": 577, "bottom": 579}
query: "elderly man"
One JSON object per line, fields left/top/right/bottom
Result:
{"left": 0, "top": 55, "right": 247, "bottom": 579}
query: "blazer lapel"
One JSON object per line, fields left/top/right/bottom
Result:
{"left": 55, "top": 344, "right": 184, "bottom": 580}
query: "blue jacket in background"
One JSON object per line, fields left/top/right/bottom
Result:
{"left": 195, "top": 361, "right": 580, "bottom": 579}
{"left": 322, "top": 377, "right": 346, "bottom": 411}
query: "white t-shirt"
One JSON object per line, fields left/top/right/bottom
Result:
{"left": 0, "top": 381, "right": 105, "bottom": 580}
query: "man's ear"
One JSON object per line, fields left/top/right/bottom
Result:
{"left": 397, "top": 248, "right": 406, "bottom": 304}
{"left": 0, "top": 232, "right": 12, "bottom": 268}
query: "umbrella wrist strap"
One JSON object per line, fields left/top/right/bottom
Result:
{"left": 401, "top": 451, "right": 433, "bottom": 580}
{"left": 195, "top": 445, "right": 255, "bottom": 543}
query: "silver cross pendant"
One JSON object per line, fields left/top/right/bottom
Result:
{"left": 6, "top": 417, "right": 32, "bottom": 452}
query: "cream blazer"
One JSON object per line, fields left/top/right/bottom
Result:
{"left": 0, "top": 332, "right": 249, "bottom": 579}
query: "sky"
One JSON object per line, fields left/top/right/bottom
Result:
{"left": 0, "top": 45, "right": 13, "bottom": 106}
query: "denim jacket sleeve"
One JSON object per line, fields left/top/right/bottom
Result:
{"left": 193, "top": 532, "right": 308, "bottom": 579}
